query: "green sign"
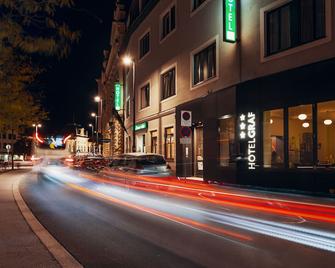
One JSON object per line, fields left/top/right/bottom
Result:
{"left": 225, "top": 0, "right": 236, "bottom": 42}
{"left": 114, "top": 82, "right": 122, "bottom": 111}
{"left": 134, "top": 122, "right": 148, "bottom": 131}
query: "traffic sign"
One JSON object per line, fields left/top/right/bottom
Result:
{"left": 180, "top": 137, "right": 191, "bottom": 145}
{"left": 181, "top": 111, "right": 192, "bottom": 127}
{"left": 180, "top": 126, "right": 191, "bottom": 138}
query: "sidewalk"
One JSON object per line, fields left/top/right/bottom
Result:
{"left": 0, "top": 170, "right": 60, "bottom": 267}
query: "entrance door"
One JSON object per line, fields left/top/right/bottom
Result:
{"left": 194, "top": 127, "right": 203, "bottom": 177}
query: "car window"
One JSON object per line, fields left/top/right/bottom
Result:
{"left": 138, "top": 155, "right": 166, "bottom": 165}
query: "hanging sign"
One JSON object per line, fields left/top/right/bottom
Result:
{"left": 225, "top": 0, "right": 237, "bottom": 42}
{"left": 114, "top": 82, "right": 122, "bottom": 111}
{"left": 239, "top": 112, "right": 256, "bottom": 170}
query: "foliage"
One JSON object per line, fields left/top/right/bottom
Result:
{"left": 0, "top": 0, "right": 79, "bottom": 132}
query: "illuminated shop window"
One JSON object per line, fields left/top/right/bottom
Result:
{"left": 165, "top": 127, "right": 174, "bottom": 161}
{"left": 218, "top": 115, "right": 236, "bottom": 167}
{"left": 150, "top": 130, "right": 158, "bottom": 153}
{"left": 317, "top": 100, "right": 335, "bottom": 167}
{"left": 265, "top": 0, "right": 325, "bottom": 56}
{"left": 263, "top": 109, "right": 284, "bottom": 168}
{"left": 288, "top": 105, "right": 313, "bottom": 167}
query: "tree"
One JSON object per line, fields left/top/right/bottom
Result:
{"left": 0, "top": 0, "right": 79, "bottom": 168}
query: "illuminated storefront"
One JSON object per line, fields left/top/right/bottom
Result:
{"left": 176, "top": 58, "right": 335, "bottom": 194}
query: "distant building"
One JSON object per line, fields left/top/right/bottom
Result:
{"left": 0, "top": 131, "right": 20, "bottom": 161}
{"left": 66, "top": 128, "right": 90, "bottom": 155}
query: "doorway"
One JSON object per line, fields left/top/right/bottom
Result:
{"left": 193, "top": 126, "right": 203, "bottom": 177}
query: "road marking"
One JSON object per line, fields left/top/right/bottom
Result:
{"left": 13, "top": 177, "right": 83, "bottom": 268}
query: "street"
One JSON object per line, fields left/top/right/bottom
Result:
{"left": 19, "top": 167, "right": 335, "bottom": 268}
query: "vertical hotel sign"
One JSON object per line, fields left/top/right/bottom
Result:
{"left": 225, "top": 0, "right": 237, "bottom": 42}
{"left": 239, "top": 112, "right": 256, "bottom": 170}
{"left": 114, "top": 82, "right": 122, "bottom": 111}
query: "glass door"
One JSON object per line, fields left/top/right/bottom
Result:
{"left": 194, "top": 127, "right": 203, "bottom": 177}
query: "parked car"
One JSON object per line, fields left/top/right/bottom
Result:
{"left": 103, "top": 153, "right": 171, "bottom": 177}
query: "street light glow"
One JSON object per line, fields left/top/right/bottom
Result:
{"left": 88, "top": 123, "right": 93, "bottom": 127}
{"left": 91, "top": 113, "right": 96, "bottom": 117}
{"left": 94, "top": 96, "right": 101, "bottom": 102}
{"left": 122, "top": 55, "right": 133, "bottom": 66}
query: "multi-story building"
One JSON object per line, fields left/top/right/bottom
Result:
{"left": 106, "top": 0, "right": 335, "bottom": 193}
{"left": 97, "top": 1, "right": 127, "bottom": 157}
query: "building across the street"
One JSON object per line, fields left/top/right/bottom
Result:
{"left": 100, "top": 0, "right": 335, "bottom": 194}
{"left": 0, "top": 131, "right": 21, "bottom": 161}
{"left": 66, "top": 128, "right": 91, "bottom": 155}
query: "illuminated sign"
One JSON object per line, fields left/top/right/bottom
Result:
{"left": 225, "top": 0, "right": 237, "bottom": 42}
{"left": 114, "top": 82, "right": 122, "bottom": 111}
{"left": 239, "top": 112, "right": 256, "bottom": 170}
{"left": 134, "top": 122, "right": 148, "bottom": 131}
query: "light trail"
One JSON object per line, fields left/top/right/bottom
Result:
{"left": 39, "top": 166, "right": 335, "bottom": 253}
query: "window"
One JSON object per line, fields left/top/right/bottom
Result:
{"left": 192, "top": 0, "right": 206, "bottom": 11}
{"left": 8, "top": 134, "right": 12, "bottom": 140}
{"left": 126, "top": 98, "right": 130, "bottom": 118}
{"left": 193, "top": 42, "right": 216, "bottom": 85}
{"left": 317, "top": 101, "right": 335, "bottom": 166}
{"left": 218, "top": 115, "right": 236, "bottom": 167}
{"left": 161, "top": 68, "right": 176, "bottom": 100}
{"left": 2, "top": 133, "right": 6, "bottom": 139}
{"left": 139, "top": 32, "right": 150, "bottom": 59}
{"left": 263, "top": 109, "right": 284, "bottom": 168}
{"left": 161, "top": 5, "right": 176, "bottom": 40}
{"left": 165, "top": 127, "right": 174, "bottom": 160}
{"left": 151, "top": 130, "right": 158, "bottom": 153}
{"left": 288, "top": 104, "right": 313, "bottom": 167}
{"left": 140, "top": 84, "right": 150, "bottom": 109}
{"left": 266, "top": 0, "right": 325, "bottom": 56}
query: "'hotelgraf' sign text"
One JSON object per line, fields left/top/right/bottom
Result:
{"left": 239, "top": 112, "right": 256, "bottom": 170}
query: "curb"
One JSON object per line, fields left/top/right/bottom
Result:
{"left": 13, "top": 178, "right": 83, "bottom": 268}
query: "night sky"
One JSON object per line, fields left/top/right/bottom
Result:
{"left": 35, "top": 0, "right": 116, "bottom": 134}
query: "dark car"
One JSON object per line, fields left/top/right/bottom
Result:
{"left": 103, "top": 153, "right": 171, "bottom": 177}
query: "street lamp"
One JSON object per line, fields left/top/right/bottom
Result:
{"left": 32, "top": 123, "right": 42, "bottom": 134}
{"left": 90, "top": 113, "right": 98, "bottom": 154}
{"left": 122, "top": 55, "right": 136, "bottom": 152}
{"left": 88, "top": 123, "right": 94, "bottom": 154}
{"left": 94, "top": 95, "right": 103, "bottom": 155}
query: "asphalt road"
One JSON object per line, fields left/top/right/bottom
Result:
{"left": 20, "top": 167, "right": 335, "bottom": 268}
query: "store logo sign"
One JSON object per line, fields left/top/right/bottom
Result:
{"left": 114, "top": 82, "right": 122, "bottom": 111}
{"left": 225, "top": 0, "right": 237, "bottom": 42}
{"left": 239, "top": 112, "right": 256, "bottom": 170}
{"left": 134, "top": 122, "right": 148, "bottom": 131}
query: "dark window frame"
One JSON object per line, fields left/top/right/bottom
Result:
{"left": 193, "top": 42, "right": 217, "bottom": 86}
{"left": 161, "top": 5, "right": 176, "bottom": 40}
{"left": 192, "top": 0, "right": 207, "bottom": 11}
{"left": 139, "top": 31, "right": 150, "bottom": 59}
{"left": 265, "top": 0, "right": 326, "bottom": 56}
{"left": 140, "top": 83, "right": 150, "bottom": 109}
{"left": 161, "top": 67, "right": 176, "bottom": 100}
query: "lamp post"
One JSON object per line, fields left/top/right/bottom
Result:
{"left": 88, "top": 123, "right": 94, "bottom": 154}
{"left": 91, "top": 113, "right": 98, "bottom": 154}
{"left": 32, "top": 123, "right": 42, "bottom": 135}
{"left": 122, "top": 55, "right": 136, "bottom": 152}
{"left": 94, "top": 96, "right": 103, "bottom": 155}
